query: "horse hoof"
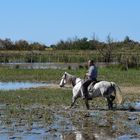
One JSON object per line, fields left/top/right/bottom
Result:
{"left": 64, "top": 106, "right": 70, "bottom": 110}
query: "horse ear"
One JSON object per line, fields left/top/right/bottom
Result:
{"left": 64, "top": 72, "right": 68, "bottom": 76}
{"left": 64, "top": 72, "right": 67, "bottom": 78}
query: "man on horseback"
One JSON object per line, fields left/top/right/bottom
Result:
{"left": 81, "top": 60, "right": 98, "bottom": 99}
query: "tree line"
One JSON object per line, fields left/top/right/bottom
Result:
{"left": 52, "top": 35, "right": 140, "bottom": 50}
{"left": 1, "top": 36, "right": 140, "bottom": 51}
{"left": 0, "top": 36, "right": 140, "bottom": 68}
{"left": 0, "top": 39, "right": 47, "bottom": 50}
{"left": 52, "top": 35, "right": 140, "bottom": 67}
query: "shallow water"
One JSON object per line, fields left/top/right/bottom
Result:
{"left": 0, "top": 104, "right": 140, "bottom": 140}
{"left": 0, "top": 82, "right": 48, "bottom": 90}
{"left": 0, "top": 62, "right": 118, "bottom": 69}
{"left": 122, "top": 102, "right": 140, "bottom": 111}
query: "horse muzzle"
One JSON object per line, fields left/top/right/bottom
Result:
{"left": 59, "top": 84, "right": 64, "bottom": 87}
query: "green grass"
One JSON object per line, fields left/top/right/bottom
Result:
{"left": 0, "top": 50, "right": 101, "bottom": 63}
{"left": 0, "top": 86, "right": 139, "bottom": 108}
{"left": 98, "top": 67, "right": 140, "bottom": 86}
{"left": 0, "top": 68, "right": 65, "bottom": 82}
{"left": 0, "top": 88, "right": 72, "bottom": 106}
{"left": 0, "top": 67, "right": 139, "bottom": 107}
{"left": 1, "top": 50, "right": 140, "bottom": 63}
{"left": 0, "top": 67, "right": 140, "bottom": 86}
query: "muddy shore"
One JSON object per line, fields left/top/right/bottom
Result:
{"left": 0, "top": 85, "right": 140, "bottom": 140}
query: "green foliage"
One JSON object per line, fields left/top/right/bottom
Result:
{"left": 0, "top": 67, "right": 139, "bottom": 107}
{"left": 0, "top": 38, "right": 47, "bottom": 50}
{"left": 54, "top": 36, "right": 140, "bottom": 51}
{"left": 0, "top": 36, "right": 140, "bottom": 52}
{"left": 1, "top": 35, "right": 140, "bottom": 66}
{"left": 54, "top": 37, "right": 100, "bottom": 50}
{"left": 0, "top": 67, "right": 139, "bottom": 86}
{"left": 0, "top": 88, "right": 72, "bottom": 106}
{"left": 119, "top": 54, "right": 140, "bottom": 69}
{"left": 98, "top": 67, "right": 140, "bottom": 86}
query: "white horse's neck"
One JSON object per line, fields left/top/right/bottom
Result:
{"left": 65, "top": 72, "right": 81, "bottom": 87}
{"left": 75, "top": 78, "right": 82, "bottom": 84}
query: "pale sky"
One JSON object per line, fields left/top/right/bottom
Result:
{"left": 0, "top": 0, "right": 140, "bottom": 45}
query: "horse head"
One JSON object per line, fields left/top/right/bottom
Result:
{"left": 59, "top": 72, "right": 77, "bottom": 87}
{"left": 59, "top": 72, "right": 68, "bottom": 87}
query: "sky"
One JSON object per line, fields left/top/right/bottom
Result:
{"left": 0, "top": 0, "right": 140, "bottom": 45}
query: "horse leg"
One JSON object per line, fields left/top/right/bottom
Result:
{"left": 110, "top": 95, "right": 116, "bottom": 109}
{"left": 110, "top": 95, "right": 115, "bottom": 102}
{"left": 85, "top": 99, "right": 90, "bottom": 110}
{"left": 107, "top": 97, "right": 113, "bottom": 110}
{"left": 70, "top": 96, "right": 77, "bottom": 108}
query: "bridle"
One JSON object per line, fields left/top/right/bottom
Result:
{"left": 60, "top": 74, "right": 67, "bottom": 87}
{"left": 60, "top": 72, "right": 82, "bottom": 87}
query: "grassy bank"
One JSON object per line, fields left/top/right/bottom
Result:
{"left": 0, "top": 50, "right": 140, "bottom": 64}
{"left": 0, "top": 50, "right": 100, "bottom": 63}
{"left": 0, "top": 88, "right": 72, "bottom": 106}
{"left": 0, "top": 66, "right": 139, "bottom": 107}
{"left": 0, "top": 56, "right": 140, "bottom": 140}
{"left": 0, "top": 86, "right": 140, "bottom": 109}
{"left": 1, "top": 87, "right": 139, "bottom": 140}
{"left": 0, "top": 68, "right": 64, "bottom": 82}
{"left": 0, "top": 67, "right": 140, "bottom": 86}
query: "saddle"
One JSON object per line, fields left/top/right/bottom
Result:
{"left": 88, "top": 80, "right": 99, "bottom": 93}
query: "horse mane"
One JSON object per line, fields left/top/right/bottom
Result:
{"left": 65, "top": 72, "right": 77, "bottom": 87}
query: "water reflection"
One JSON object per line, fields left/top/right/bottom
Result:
{"left": 61, "top": 129, "right": 113, "bottom": 140}
{"left": 0, "top": 105, "right": 114, "bottom": 140}
{"left": 0, "top": 104, "right": 140, "bottom": 140}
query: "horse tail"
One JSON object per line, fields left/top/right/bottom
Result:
{"left": 111, "top": 82, "right": 122, "bottom": 104}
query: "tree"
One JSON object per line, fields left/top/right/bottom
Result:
{"left": 15, "top": 40, "right": 29, "bottom": 50}
{"left": 30, "top": 42, "right": 46, "bottom": 50}
{"left": 0, "top": 39, "right": 5, "bottom": 49}
{"left": 124, "top": 36, "right": 131, "bottom": 43}
{"left": 97, "top": 34, "right": 114, "bottom": 62}
{"left": 3, "top": 38, "right": 13, "bottom": 50}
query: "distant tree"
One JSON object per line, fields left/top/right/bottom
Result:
{"left": 0, "top": 39, "right": 5, "bottom": 49}
{"left": 89, "top": 35, "right": 102, "bottom": 50}
{"left": 97, "top": 34, "right": 114, "bottom": 62}
{"left": 124, "top": 36, "right": 131, "bottom": 43}
{"left": 55, "top": 37, "right": 91, "bottom": 50}
{"left": 3, "top": 38, "right": 14, "bottom": 50}
{"left": 15, "top": 40, "right": 29, "bottom": 50}
{"left": 30, "top": 42, "right": 46, "bottom": 50}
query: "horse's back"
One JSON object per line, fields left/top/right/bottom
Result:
{"left": 94, "top": 81, "right": 111, "bottom": 89}
{"left": 88, "top": 81, "right": 113, "bottom": 96}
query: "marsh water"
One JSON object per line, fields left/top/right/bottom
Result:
{"left": 0, "top": 82, "right": 48, "bottom": 90}
{"left": 0, "top": 104, "right": 140, "bottom": 140}
{"left": 0, "top": 62, "right": 118, "bottom": 69}
{"left": 0, "top": 82, "right": 140, "bottom": 139}
{"left": 0, "top": 62, "right": 139, "bottom": 139}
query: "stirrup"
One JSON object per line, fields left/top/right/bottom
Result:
{"left": 82, "top": 96, "right": 86, "bottom": 99}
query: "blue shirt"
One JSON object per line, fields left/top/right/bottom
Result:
{"left": 88, "top": 65, "right": 97, "bottom": 80}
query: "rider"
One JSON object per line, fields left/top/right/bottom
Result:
{"left": 81, "top": 59, "right": 98, "bottom": 99}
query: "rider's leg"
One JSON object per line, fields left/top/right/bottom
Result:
{"left": 81, "top": 79, "right": 92, "bottom": 99}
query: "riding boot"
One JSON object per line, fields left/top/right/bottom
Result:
{"left": 81, "top": 79, "right": 93, "bottom": 99}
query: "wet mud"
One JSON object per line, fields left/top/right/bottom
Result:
{"left": 0, "top": 104, "right": 140, "bottom": 140}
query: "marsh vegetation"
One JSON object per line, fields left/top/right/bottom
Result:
{"left": 0, "top": 67, "right": 140, "bottom": 139}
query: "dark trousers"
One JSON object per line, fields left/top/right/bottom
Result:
{"left": 81, "top": 79, "right": 96, "bottom": 98}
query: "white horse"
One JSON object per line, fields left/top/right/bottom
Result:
{"left": 59, "top": 72, "right": 122, "bottom": 110}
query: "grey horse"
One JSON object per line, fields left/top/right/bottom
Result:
{"left": 60, "top": 72, "right": 122, "bottom": 110}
